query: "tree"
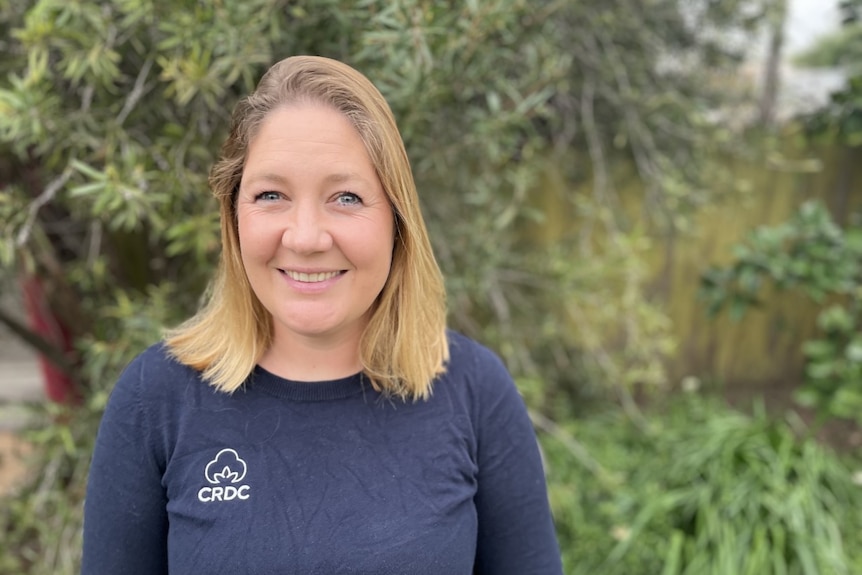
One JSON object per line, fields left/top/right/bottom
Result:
{"left": 758, "top": 0, "right": 788, "bottom": 127}
{"left": 0, "top": 1, "right": 773, "bottom": 571}
{"left": 795, "top": 0, "right": 862, "bottom": 146}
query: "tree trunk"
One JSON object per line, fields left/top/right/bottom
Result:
{"left": 759, "top": 0, "right": 788, "bottom": 128}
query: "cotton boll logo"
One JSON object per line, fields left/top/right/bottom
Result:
{"left": 198, "top": 448, "right": 251, "bottom": 503}
{"left": 205, "top": 449, "right": 247, "bottom": 484}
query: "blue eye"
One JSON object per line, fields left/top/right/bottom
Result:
{"left": 336, "top": 192, "right": 362, "bottom": 206}
{"left": 256, "top": 191, "right": 281, "bottom": 201}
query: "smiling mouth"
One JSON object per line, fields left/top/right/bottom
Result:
{"left": 280, "top": 270, "right": 343, "bottom": 283}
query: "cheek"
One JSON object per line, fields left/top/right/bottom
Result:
{"left": 237, "top": 212, "right": 274, "bottom": 261}
{"left": 236, "top": 218, "right": 253, "bottom": 261}
{"left": 376, "top": 229, "right": 396, "bottom": 278}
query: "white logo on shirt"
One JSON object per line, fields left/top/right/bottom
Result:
{"left": 197, "top": 448, "right": 251, "bottom": 502}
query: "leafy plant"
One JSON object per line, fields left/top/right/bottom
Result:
{"left": 795, "top": 0, "right": 862, "bottom": 146}
{"left": 701, "top": 200, "right": 862, "bottom": 425}
{"left": 798, "top": 304, "right": 862, "bottom": 420}
{"left": 543, "top": 395, "right": 862, "bottom": 574}
{"left": 0, "top": 0, "right": 775, "bottom": 572}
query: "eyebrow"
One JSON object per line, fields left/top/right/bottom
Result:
{"left": 242, "top": 171, "right": 369, "bottom": 188}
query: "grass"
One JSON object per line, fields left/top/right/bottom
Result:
{"left": 541, "top": 394, "right": 862, "bottom": 575}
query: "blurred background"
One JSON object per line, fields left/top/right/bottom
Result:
{"left": 2, "top": 0, "right": 862, "bottom": 573}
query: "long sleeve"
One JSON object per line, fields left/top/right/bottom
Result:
{"left": 472, "top": 349, "right": 563, "bottom": 574}
{"left": 82, "top": 355, "right": 169, "bottom": 575}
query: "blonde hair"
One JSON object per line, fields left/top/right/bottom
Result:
{"left": 165, "top": 56, "right": 449, "bottom": 400}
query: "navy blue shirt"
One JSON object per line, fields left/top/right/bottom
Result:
{"left": 82, "top": 332, "right": 562, "bottom": 574}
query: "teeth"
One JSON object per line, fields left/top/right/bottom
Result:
{"left": 284, "top": 270, "right": 340, "bottom": 283}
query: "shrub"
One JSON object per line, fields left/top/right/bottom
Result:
{"left": 701, "top": 201, "right": 862, "bottom": 426}
{"left": 542, "top": 395, "right": 862, "bottom": 574}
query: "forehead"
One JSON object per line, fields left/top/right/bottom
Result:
{"left": 252, "top": 102, "right": 362, "bottom": 143}
{"left": 247, "top": 104, "right": 369, "bottom": 163}
{"left": 240, "top": 103, "right": 387, "bottom": 193}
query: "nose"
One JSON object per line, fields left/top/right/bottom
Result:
{"left": 281, "top": 202, "right": 333, "bottom": 254}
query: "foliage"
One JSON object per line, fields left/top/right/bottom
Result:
{"left": 701, "top": 201, "right": 862, "bottom": 425}
{"left": 0, "top": 404, "right": 98, "bottom": 575}
{"left": 0, "top": 0, "right": 774, "bottom": 572}
{"left": 799, "top": 304, "right": 862, "bottom": 420}
{"left": 794, "top": 0, "right": 862, "bottom": 146}
{"left": 0, "top": 290, "right": 169, "bottom": 575}
{"left": 542, "top": 394, "right": 862, "bottom": 574}
{"left": 0, "top": 0, "right": 772, "bottom": 400}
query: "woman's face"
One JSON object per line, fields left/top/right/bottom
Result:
{"left": 236, "top": 103, "right": 394, "bottom": 349}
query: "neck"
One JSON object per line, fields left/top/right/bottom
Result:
{"left": 258, "top": 328, "right": 363, "bottom": 382}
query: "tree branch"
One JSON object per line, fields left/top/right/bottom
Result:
{"left": 0, "top": 306, "right": 77, "bottom": 377}
{"left": 15, "top": 167, "right": 74, "bottom": 248}
{"left": 116, "top": 55, "right": 154, "bottom": 126}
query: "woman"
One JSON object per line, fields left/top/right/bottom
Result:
{"left": 82, "top": 55, "right": 562, "bottom": 574}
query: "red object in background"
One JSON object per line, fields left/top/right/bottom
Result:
{"left": 19, "top": 275, "right": 78, "bottom": 404}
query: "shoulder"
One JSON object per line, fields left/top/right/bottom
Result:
{"left": 111, "top": 341, "right": 207, "bottom": 406}
{"left": 102, "top": 342, "right": 212, "bottom": 465}
{"left": 444, "top": 330, "right": 512, "bottom": 385}
{"left": 438, "top": 331, "right": 519, "bottom": 408}
{"left": 122, "top": 341, "right": 200, "bottom": 382}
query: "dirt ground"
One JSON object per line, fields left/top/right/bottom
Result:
{"left": 724, "top": 382, "right": 862, "bottom": 452}
{"left": 0, "top": 431, "right": 33, "bottom": 497}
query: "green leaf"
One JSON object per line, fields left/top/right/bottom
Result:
{"left": 803, "top": 340, "right": 836, "bottom": 360}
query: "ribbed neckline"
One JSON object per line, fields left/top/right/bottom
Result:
{"left": 248, "top": 365, "right": 368, "bottom": 402}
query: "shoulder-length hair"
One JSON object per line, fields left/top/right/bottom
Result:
{"left": 165, "top": 55, "right": 448, "bottom": 400}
